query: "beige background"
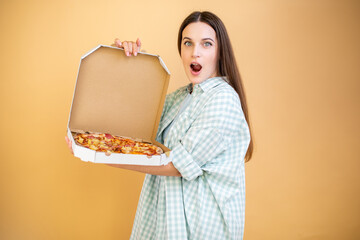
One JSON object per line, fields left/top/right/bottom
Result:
{"left": 0, "top": 0, "right": 359, "bottom": 239}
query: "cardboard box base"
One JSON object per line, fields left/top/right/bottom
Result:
{"left": 67, "top": 129, "right": 172, "bottom": 166}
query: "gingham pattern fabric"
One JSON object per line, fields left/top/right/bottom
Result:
{"left": 130, "top": 77, "right": 251, "bottom": 240}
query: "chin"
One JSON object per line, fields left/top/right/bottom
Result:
{"left": 187, "top": 75, "right": 207, "bottom": 85}
{"left": 189, "top": 78, "right": 204, "bottom": 85}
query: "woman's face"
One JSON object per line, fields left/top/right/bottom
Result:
{"left": 180, "top": 22, "right": 219, "bottom": 85}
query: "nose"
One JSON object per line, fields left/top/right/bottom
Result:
{"left": 192, "top": 44, "right": 200, "bottom": 58}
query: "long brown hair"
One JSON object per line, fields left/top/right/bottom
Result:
{"left": 177, "top": 11, "right": 254, "bottom": 162}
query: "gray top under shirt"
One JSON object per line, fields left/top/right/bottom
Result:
{"left": 162, "top": 92, "right": 192, "bottom": 142}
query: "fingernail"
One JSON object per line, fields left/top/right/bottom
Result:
{"left": 134, "top": 52, "right": 137, "bottom": 56}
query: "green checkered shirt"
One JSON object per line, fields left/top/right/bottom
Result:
{"left": 130, "top": 77, "right": 250, "bottom": 240}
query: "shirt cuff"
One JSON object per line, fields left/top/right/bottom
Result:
{"left": 171, "top": 143, "right": 203, "bottom": 181}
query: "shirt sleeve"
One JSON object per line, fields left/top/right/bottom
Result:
{"left": 171, "top": 89, "right": 243, "bottom": 181}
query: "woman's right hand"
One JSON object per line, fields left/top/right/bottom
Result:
{"left": 114, "top": 38, "right": 141, "bottom": 57}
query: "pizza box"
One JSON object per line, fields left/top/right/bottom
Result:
{"left": 67, "top": 45, "right": 172, "bottom": 165}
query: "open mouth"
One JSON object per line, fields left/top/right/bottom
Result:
{"left": 190, "top": 63, "right": 202, "bottom": 73}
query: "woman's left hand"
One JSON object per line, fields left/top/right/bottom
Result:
{"left": 65, "top": 136, "right": 74, "bottom": 155}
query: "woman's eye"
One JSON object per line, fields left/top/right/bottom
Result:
{"left": 204, "top": 42, "right": 212, "bottom": 47}
{"left": 184, "top": 41, "right": 192, "bottom": 46}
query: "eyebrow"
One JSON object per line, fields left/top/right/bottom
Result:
{"left": 182, "top": 37, "right": 215, "bottom": 43}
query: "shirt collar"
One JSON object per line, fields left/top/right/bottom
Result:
{"left": 185, "top": 76, "right": 226, "bottom": 94}
{"left": 199, "top": 76, "right": 227, "bottom": 92}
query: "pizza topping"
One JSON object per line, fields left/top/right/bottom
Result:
{"left": 89, "top": 145, "right": 98, "bottom": 151}
{"left": 105, "top": 133, "right": 114, "bottom": 139}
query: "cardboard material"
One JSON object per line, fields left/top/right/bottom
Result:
{"left": 67, "top": 45, "right": 171, "bottom": 165}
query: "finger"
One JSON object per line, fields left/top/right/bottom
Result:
{"left": 123, "top": 42, "right": 129, "bottom": 56}
{"left": 128, "top": 42, "right": 133, "bottom": 56}
{"left": 136, "top": 38, "right": 141, "bottom": 52}
{"left": 65, "top": 136, "right": 70, "bottom": 145}
{"left": 66, "top": 136, "right": 71, "bottom": 145}
{"left": 133, "top": 42, "right": 138, "bottom": 56}
{"left": 65, "top": 136, "right": 74, "bottom": 154}
{"left": 114, "top": 38, "right": 123, "bottom": 48}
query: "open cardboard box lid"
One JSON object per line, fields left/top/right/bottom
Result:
{"left": 67, "top": 45, "right": 171, "bottom": 165}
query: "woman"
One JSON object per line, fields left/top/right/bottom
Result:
{"left": 67, "top": 11, "right": 253, "bottom": 240}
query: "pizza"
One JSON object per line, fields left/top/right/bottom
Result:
{"left": 73, "top": 132, "right": 163, "bottom": 156}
